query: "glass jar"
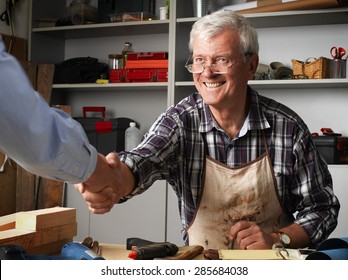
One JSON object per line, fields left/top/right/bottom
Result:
{"left": 108, "top": 54, "right": 123, "bottom": 70}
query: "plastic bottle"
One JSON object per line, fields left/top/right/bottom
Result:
{"left": 121, "top": 42, "right": 134, "bottom": 69}
{"left": 125, "top": 122, "right": 141, "bottom": 151}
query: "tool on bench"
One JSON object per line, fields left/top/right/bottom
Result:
{"left": 126, "top": 237, "right": 204, "bottom": 260}
{"left": 0, "top": 242, "right": 104, "bottom": 260}
{"left": 82, "top": 236, "right": 102, "bottom": 256}
{"left": 127, "top": 238, "right": 178, "bottom": 260}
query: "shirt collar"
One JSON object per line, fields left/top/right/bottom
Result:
{"left": 198, "top": 86, "right": 270, "bottom": 134}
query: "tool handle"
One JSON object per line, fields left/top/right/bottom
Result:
{"left": 126, "top": 237, "right": 160, "bottom": 250}
{"left": 129, "top": 243, "right": 178, "bottom": 260}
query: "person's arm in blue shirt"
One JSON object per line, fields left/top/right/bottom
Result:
{"left": 0, "top": 39, "right": 96, "bottom": 183}
{"left": 0, "top": 39, "right": 120, "bottom": 203}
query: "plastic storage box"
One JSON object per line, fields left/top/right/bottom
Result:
{"left": 75, "top": 116, "right": 134, "bottom": 154}
{"left": 312, "top": 136, "right": 348, "bottom": 164}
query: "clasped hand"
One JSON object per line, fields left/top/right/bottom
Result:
{"left": 74, "top": 152, "right": 123, "bottom": 214}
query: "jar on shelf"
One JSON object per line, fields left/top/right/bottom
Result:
{"left": 121, "top": 42, "right": 134, "bottom": 69}
{"left": 108, "top": 54, "right": 123, "bottom": 70}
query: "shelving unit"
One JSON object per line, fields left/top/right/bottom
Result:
{"left": 29, "top": 0, "right": 348, "bottom": 244}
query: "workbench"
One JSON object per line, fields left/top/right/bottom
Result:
{"left": 99, "top": 244, "right": 205, "bottom": 260}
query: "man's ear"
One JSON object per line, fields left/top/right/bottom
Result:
{"left": 248, "top": 53, "right": 259, "bottom": 80}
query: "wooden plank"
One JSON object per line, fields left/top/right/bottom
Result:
{"left": 16, "top": 61, "right": 38, "bottom": 212}
{"left": 0, "top": 152, "right": 17, "bottom": 216}
{"left": 37, "top": 64, "right": 54, "bottom": 104}
{"left": 16, "top": 207, "right": 76, "bottom": 231}
{"left": 0, "top": 223, "right": 76, "bottom": 250}
{"left": 0, "top": 213, "right": 17, "bottom": 231}
{"left": 0, "top": 229, "right": 35, "bottom": 247}
{"left": 26, "top": 238, "right": 73, "bottom": 255}
{"left": 35, "top": 64, "right": 65, "bottom": 210}
{"left": 16, "top": 167, "right": 36, "bottom": 212}
{"left": 1, "top": 33, "right": 27, "bottom": 61}
{"left": 36, "top": 178, "right": 65, "bottom": 209}
{"left": 30, "top": 222, "right": 77, "bottom": 248}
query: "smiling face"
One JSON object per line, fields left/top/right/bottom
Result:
{"left": 192, "top": 29, "right": 257, "bottom": 112}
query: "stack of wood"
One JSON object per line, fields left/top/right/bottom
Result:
{"left": 0, "top": 207, "right": 77, "bottom": 255}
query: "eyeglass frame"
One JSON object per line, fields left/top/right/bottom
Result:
{"left": 184, "top": 53, "right": 252, "bottom": 74}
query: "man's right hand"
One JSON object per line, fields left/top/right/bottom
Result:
{"left": 74, "top": 152, "right": 136, "bottom": 214}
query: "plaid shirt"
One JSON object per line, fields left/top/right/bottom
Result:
{"left": 120, "top": 87, "right": 340, "bottom": 247}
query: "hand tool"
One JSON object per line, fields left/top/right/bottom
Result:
{"left": 126, "top": 237, "right": 170, "bottom": 250}
{"left": 127, "top": 237, "right": 203, "bottom": 260}
{"left": 128, "top": 242, "right": 179, "bottom": 260}
{"left": 330, "top": 46, "right": 346, "bottom": 60}
{"left": 82, "top": 236, "right": 102, "bottom": 256}
{"left": 169, "top": 245, "right": 204, "bottom": 260}
{"left": 0, "top": 242, "right": 104, "bottom": 260}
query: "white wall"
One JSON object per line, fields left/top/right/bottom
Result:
{"left": 0, "top": 0, "right": 30, "bottom": 39}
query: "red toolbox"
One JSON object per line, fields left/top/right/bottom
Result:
{"left": 110, "top": 68, "right": 168, "bottom": 83}
{"left": 126, "top": 68, "right": 168, "bottom": 82}
{"left": 125, "top": 59, "right": 168, "bottom": 69}
{"left": 127, "top": 51, "right": 168, "bottom": 60}
{"left": 109, "top": 69, "right": 126, "bottom": 83}
{"left": 74, "top": 107, "right": 135, "bottom": 154}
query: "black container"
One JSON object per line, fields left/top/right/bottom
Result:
{"left": 312, "top": 136, "right": 348, "bottom": 164}
{"left": 75, "top": 117, "right": 134, "bottom": 155}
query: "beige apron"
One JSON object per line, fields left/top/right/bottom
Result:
{"left": 187, "top": 149, "right": 291, "bottom": 250}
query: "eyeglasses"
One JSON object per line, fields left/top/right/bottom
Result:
{"left": 185, "top": 54, "right": 251, "bottom": 74}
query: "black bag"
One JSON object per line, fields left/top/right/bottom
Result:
{"left": 53, "top": 57, "right": 108, "bottom": 83}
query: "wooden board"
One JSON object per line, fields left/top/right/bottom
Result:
{"left": 0, "top": 223, "right": 76, "bottom": 249}
{"left": 26, "top": 238, "right": 73, "bottom": 255}
{"left": 1, "top": 33, "right": 27, "bottom": 61}
{"left": 15, "top": 207, "right": 76, "bottom": 231}
{"left": 0, "top": 213, "right": 17, "bottom": 231}
{"left": 0, "top": 229, "right": 35, "bottom": 247}
{"left": 16, "top": 62, "right": 38, "bottom": 212}
{"left": 37, "top": 64, "right": 55, "bottom": 103}
{"left": 0, "top": 152, "right": 17, "bottom": 216}
{"left": 36, "top": 178, "right": 65, "bottom": 209}
{"left": 16, "top": 167, "right": 36, "bottom": 212}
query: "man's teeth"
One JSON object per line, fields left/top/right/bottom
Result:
{"left": 205, "top": 82, "right": 223, "bottom": 88}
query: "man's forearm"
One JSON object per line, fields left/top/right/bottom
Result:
{"left": 270, "top": 223, "right": 310, "bottom": 248}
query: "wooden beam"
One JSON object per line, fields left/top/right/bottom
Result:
{"left": 0, "top": 213, "right": 17, "bottom": 231}
{"left": 15, "top": 207, "right": 76, "bottom": 231}
{"left": 0, "top": 223, "right": 77, "bottom": 250}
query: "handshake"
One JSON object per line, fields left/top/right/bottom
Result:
{"left": 74, "top": 152, "right": 135, "bottom": 214}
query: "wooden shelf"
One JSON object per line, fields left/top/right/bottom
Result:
{"left": 32, "top": 20, "right": 170, "bottom": 39}
{"left": 177, "top": 8, "right": 348, "bottom": 28}
{"left": 176, "top": 78, "right": 348, "bottom": 89}
{"left": 53, "top": 82, "right": 168, "bottom": 91}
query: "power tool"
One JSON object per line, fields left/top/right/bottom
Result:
{"left": 0, "top": 242, "right": 104, "bottom": 260}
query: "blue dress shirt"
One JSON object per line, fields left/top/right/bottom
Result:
{"left": 0, "top": 39, "right": 96, "bottom": 183}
